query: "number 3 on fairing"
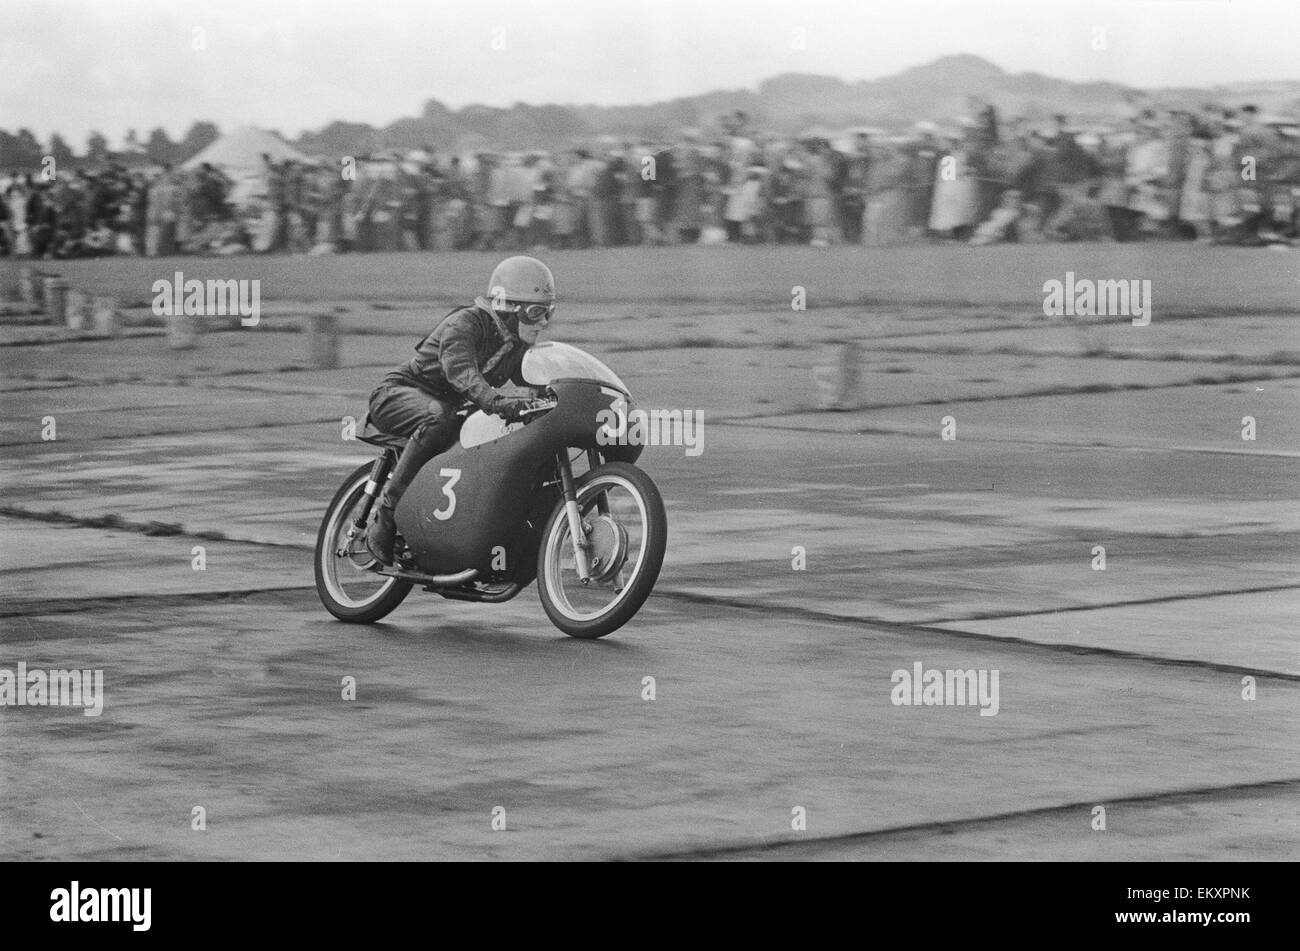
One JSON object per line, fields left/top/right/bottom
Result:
{"left": 433, "top": 468, "right": 461, "bottom": 520}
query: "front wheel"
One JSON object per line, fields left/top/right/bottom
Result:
{"left": 537, "top": 461, "right": 667, "bottom": 639}
{"left": 315, "top": 462, "right": 413, "bottom": 623}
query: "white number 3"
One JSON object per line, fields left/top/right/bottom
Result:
{"left": 433, "top": 468, "right": 461, "bottom": 520}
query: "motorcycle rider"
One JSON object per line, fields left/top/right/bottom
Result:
{"left": 363, "top": 255, "right": 556, "bottom": 565}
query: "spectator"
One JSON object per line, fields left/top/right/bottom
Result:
{"left": 929, "top": 126, "right": 980, "bottom": 239}
{"left": 1208, "top": 112, "right": 1244, "bottom": 242}
{"left": 672, "top": 136, "right": 706, "bottom": 244}
{"left": 258, "top": 153, "right": 287, "bottom": 253}
{"left": 145, "top": 164, "right": 181, "bottom": 256}
{"left": 862, "top": 136, "right": 911, "bottom": 246}
{"left": 903, "top": 122, "right": 941, "bottom": 238}
{"left": 1097, "top": 122, "right": 1139, "bottom": 241}
{"left": 1179, "top": 128, "right": 1215, "bottom": 240}
{"left": 4, "top": 178, "right": 31, "bottom": 256}
{"left": 838, "top": 132, "right": 871, "bottom": 243}
{"left": 1126, "top": 112, "right": 1172, "bottom": 236}
{"left": 802, "top": 138, "right": 842, "bottom": 246}
{"left": 1037, "top": 115, "right": 1102, "bottom": 240}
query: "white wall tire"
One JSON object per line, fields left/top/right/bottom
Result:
{"left": 314, "top": 462, "right": 413, "bottom": 623}
{"left": 537, "top": 461, "right": 667, "bottom": 639}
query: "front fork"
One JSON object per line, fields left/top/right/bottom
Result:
{"left": 587, "top": 449, "right": 624, "bottom": 592}
{"left": 336, "top": 450, "right": 395, "bottom": 557}
{"left": 557, "top": 451, "right": 593, "bottom": 583}
{"left": 587, "top": 450, "right": 608, "bottom": 515}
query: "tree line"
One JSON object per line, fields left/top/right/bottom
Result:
{"left": 0, "top": 123, "right": 221, "bottom": 170}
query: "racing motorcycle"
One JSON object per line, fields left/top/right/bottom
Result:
{"left": 314, "top": 342, "right": 667, "bottom": 639}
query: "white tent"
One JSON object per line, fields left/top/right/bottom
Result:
{"left": 181, "top": 125, "right": 308, "bottom": 171}
{"left": 180, "top": 126, "right": 310, "bottom": 208}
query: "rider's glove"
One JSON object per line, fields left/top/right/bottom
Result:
{"left": 492, "top": 395, "right": 539, "bottom": 423}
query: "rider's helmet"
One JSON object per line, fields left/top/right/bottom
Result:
{"left": 487, "top": 256, "right": 556, "bottom": 328}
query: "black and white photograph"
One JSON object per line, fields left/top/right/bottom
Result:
{"left": 1, "top": 0, "right": 1296, "bottom": 896}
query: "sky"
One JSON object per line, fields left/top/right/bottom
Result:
{"left": 3, "top": 0, "right": 1298, "bottom": 146}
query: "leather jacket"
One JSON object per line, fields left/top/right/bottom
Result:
{"left": 383, "top": 297, "right": 527, "bottom": 412}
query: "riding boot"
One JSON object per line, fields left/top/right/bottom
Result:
{"left": 365, "top": 497, "right": 401, "bottom": 566}
{"left": 365, "top": 426, "right": 447, "bottom": 565}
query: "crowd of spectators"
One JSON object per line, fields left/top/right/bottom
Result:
{"left": 3, "top": 102, "right": 1298, "bottom": 259}
{"left": 0, "top": 162, "right": 237, "bottom": 258}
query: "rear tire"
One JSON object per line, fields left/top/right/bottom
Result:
{"left": 315, "top": 462, "right": 413, "bottom": 623}
{"left": 537, "top": 461, "right": 666, "bottom": 639}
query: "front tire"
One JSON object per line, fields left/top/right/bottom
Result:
{"left": 315, "top": 462, "right": 413, "bottom": 623}
{"left": 537, "top": 461, "right": 667, "bottom": 639}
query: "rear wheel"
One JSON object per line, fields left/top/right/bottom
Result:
{"left": 537, "top": 461, "right": 667, "bottom": 639}
{"left": 314, "top": 462, "right": 413, "bottom": 623}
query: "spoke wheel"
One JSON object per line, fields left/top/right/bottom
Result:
{"left": 538, "top": 461, "right": 666, "bottom": 638}
{"left": 314, "top": 463, "right": 412, "bottom": 623}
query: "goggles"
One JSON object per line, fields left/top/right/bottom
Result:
{"left": 512, "top": 301, "right": 556, "bottom": 325}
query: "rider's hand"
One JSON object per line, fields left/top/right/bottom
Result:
{"left": 492, "top": 395, "right": 541, "bottom": 422}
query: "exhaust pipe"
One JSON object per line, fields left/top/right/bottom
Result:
{"left": 377, "top": 566, "right": 479, "bottom": 587}
{"left": 438, "top": 583, "right": 522, "bottom": 603}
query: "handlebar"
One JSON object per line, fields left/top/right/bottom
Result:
{"left": 518, "top": 399, "right": 558, "bottom": 419}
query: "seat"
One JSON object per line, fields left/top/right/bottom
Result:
{"left": 356, "top": 431, "right": 409, "bottom": 451}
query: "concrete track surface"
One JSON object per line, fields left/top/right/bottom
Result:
{"left": 1, "top": 245, "right": 1297, "bottom": 860}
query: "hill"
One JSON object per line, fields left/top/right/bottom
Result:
{"left": 289, "top": 54, "right": 1300, "bottom": 156}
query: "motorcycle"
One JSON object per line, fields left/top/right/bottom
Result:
{"left": 314, "top": 342, "right": 667, "bottom": 639}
